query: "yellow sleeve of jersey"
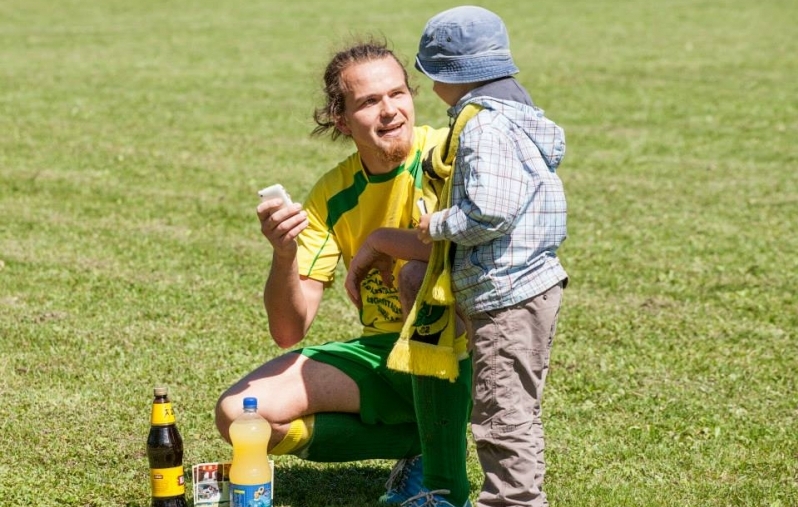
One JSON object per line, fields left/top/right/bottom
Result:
{"left": 296, "top": 176, "right": 342, "bottom": 284}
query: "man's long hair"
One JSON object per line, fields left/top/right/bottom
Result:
{"left": 312, "top": 37, "right": 415, "bottom": 141}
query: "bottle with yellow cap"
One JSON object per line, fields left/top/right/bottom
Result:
{"left": 147, "top": 386, "right": 187, "bottom": 507}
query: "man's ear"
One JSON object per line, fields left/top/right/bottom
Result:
{"left": 335, "top": 115, "right": 351, "bottom": 136}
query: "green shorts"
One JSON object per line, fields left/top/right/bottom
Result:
{"left": 297, "top": 333, "right": 416, "bottom": 426}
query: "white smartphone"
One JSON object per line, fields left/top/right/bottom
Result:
{"left": 258, "top": 184, "right": 293, "bottom": 207}
{"left": 416, "top": 198, "right": 428, "bottom": 214}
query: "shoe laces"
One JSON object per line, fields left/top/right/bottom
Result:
{"left": 384, "top": 457, "right": 414, "bottom": 491}
{"left": 401, "top": 489, "right": 452, "bottom": 506}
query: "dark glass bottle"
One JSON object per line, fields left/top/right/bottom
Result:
{"left": 147, "top": 386, "right": 188, "bottom": 507}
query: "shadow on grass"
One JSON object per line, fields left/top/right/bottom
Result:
{"left": 127, "top": 462, "right": 390, "bottom": 507}
{"left": 270, "top": 462, "right": 389, "bottom": 506}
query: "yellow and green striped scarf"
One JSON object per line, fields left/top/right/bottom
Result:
{"left": 387, "top": 104, "right": 482, "bottom": 382}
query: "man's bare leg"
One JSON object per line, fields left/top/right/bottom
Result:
{"left": 215, "top": 352, "right": 359, "bottom": 447}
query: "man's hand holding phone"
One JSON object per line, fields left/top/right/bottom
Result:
{"left": 256, "top": 184, "right": 307, "bottom": 256}
{"left": 258, "top": 184, "right": 293, "bottom": 207}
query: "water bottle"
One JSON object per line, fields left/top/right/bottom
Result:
{"left": 229, "top": 397, "right": 272, "bottom": 507}
{"left": 147, "top": 386, "right": 187, "bottom": 507}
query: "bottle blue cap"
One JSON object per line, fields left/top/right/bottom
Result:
{"left": 243, "top": 397, "right": 258, "bottom": 410}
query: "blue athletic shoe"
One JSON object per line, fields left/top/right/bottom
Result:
{"left": 399, "top": 488, "right": 472, "bottom": 507}
{"left": 379, "top": 456, "right": 424, "bottom": 505}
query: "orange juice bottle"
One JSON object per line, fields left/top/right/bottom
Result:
{"left": 229, "top": 397, "right": 272, "bottom": 507}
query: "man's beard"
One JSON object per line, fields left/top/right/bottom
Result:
{"left": 377, "top": 136, "right": 412, "bottom": 167}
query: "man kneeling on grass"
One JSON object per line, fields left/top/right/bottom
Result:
{"left": 215, "top": 38, "right": 473, "bottom": 507}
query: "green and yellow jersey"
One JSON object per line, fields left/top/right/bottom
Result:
{"left": 297, "top": 126, "right": 448, "bottom": 336}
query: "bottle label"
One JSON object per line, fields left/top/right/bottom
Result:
{"left": 230, "top": 482, "right": 272, "bottom": 507}
{"left": 150, "top": 466, "right": 185, "bottom": 497}
{"left": 151, "top": 402, "right": 176, "bottom": 425}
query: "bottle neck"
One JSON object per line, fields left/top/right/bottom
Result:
{"left": 151, "top": 399, "right": 176, "bottom": 425}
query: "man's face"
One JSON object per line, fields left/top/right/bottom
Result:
{"left": 336, "top": 57, "right": 415, "bottom": 172}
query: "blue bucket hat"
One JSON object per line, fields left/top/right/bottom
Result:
{"left": 415, "top": 6, "right": 519, "bottom": 84}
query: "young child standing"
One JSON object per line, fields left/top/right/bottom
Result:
{"left": 415, "top": 6, "right": 568, "bottom": 507}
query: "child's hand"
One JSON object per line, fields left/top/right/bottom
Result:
{"left": 417, "top": 214, "right": 432, "bottom": 244}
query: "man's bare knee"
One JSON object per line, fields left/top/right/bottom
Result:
{"left": 215, "top": 392, "right": 238, "bottom": 444}
{"left": 214, "top": 353, "right": 361, "bottom": 446}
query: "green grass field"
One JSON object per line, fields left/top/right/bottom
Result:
{"left": 1, "top": 0, "right": 796, "bottom": 505}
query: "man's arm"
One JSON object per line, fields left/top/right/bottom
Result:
{"left": 257, "top": 197, "right": 322, "bottom": 349}
{"left": 344, "top": 228, "right": 430, "bottom": 309}
{"left": 264, "top": 257, "right": 325, "bottom": 349}
{"left": 366, "top": 227, "right": 432, "bottom": 262}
